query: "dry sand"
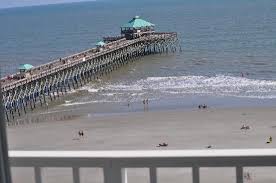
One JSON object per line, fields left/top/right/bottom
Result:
{"left": 8, "top": 106, "right": 276, "bottom": 183}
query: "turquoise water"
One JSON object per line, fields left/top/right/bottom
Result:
{"left": 1, "top": 0, "right": 276, "bottom": 104}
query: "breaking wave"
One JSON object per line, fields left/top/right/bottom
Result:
{"left": 103, "top": 75, "right": 276, "bottom": 99}
{"left": 60, "top": 75, "right": 276, "bottom": 107}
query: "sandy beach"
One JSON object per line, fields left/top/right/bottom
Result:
{"left": 8, "top": 107, "right": 276, "bottom": 150}
{"left": 7, "top": 106, "right": 276, "bottom": 183}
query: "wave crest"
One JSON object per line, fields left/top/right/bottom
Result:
{"left": 104, "top": 75, "right": 276, "bottom": 98}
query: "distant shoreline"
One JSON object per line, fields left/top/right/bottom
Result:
{"left": 11, "top": 95, "right": 276, "bottom": 126}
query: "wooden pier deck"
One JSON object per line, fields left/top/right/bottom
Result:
{"left": 1, "top": 32, "right": 179, "bottom": 122}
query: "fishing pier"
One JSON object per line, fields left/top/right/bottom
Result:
{"left": 1, "top": 16, "right": 179, "bottom": 122}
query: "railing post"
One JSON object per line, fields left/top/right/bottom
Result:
{"left": 192, "top": 166, "right": 200, "bottom": 183}
{"left": 34, "top": 167, "right": 42, "bottom": 183}
{"left": 149, "top": 167, "right": 157, "bottom": 183}
{"left": 122, "top": 168, "right": 128, "bottom": 183}
{"left": 104, "top": 160, "right": 122, "bottom": 183}
{"left": 236, "top": 166, "right": 243, "bottom": 183}
{"left": 72, "top": 167, "right": 80, "bottom": 183}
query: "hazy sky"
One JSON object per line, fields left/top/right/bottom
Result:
{"left": 0, "top": 0, "right": 96, "bottom": 9}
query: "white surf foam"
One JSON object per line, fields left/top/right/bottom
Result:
{"left": 61, "top": 100, "right": 113, "bottom": 107}
{"left": 88, "top": 88, "right": 99, "bottom": 93}
{"left": 104, "top": 75, "right": 276, "bottom": 99}
{"left": 78, "top": 86, "right": 99, "bottom": 93}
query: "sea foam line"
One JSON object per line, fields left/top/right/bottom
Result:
{"left": 105, "top": 75, "right": 276, "bottom": 92}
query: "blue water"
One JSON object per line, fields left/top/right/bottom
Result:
{"left": 1, "top": 0, "right": 276, "bottom": 104}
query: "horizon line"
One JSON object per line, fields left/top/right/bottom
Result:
{"left": 0, "top": 0, "right": 97, "bottom": 11}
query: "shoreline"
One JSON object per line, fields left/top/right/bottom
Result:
{"left": 12, "top": 94, "right": 276, "bottom": 126}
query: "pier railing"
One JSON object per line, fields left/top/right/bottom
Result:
{"left": 1, "top": 32, "right": 176, "bottom": 92}
{"left": 9, "top": 149, "right": 276, "bottom": 183}
{"left": 0, "top": 37, "right": 127, "bottom": 91}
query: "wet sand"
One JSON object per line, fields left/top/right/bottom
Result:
{"left": 8, "top": 106, "right": 276, "bottom": 183}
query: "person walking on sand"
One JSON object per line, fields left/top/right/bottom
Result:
{"left": 78, "top": 130, "right": 84, "bottom": 138}
{"left": 143, "top": 99, "right": 146, "bottom": 105}
{"left": 145, "top": 98, "right": 149, "bottom": 111}
{"left": 143, "top": 99, "right": 146, "bottom": 111}
{"left": 266, "top": 136, "right": 272, "bottom": 144}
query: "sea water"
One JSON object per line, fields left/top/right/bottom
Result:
{"left": 1, "top": 0, "right": 276, "bottom": 108}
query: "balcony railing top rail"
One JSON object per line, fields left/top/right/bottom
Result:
{"left": 9, "top": 149, "right": 276, "bottom": 183}
{"left": 9, "top": 149, "right": 276, "bottom": 158}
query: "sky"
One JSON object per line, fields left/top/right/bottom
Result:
{"left": 0, "top": 0, "right": 96, "bottom": 9}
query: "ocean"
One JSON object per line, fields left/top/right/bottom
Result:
{"left": 1, "top": 0, "right": 276, "bottom": 109}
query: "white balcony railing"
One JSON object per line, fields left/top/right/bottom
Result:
{"left": 9, "top": 149, "right": 276, "bottom": 183}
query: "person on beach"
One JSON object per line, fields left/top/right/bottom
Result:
{"left": 157, "top": 142, "right": 168, "bottom": 147}
{"left": 241, "top": 124, "right": 250, "bottom": 130}
{"left": 244, "top": 172, "right": 252, "bottom": 181}
{"left": 198, "top": 104, "right": 208, "bottom": 109}
{"left": 143, "top": 99, "right": 146, "bottom": 105}
{"left": 145, "top": 98, "right": 149, "bottom": 111}
{"left": 143, "top": 99, "right": 146, "bottom": 112}
{"left": 206, "top": 145, "right": 212, "bottom": 149}
{"left": 266, "top": 136, "right": 272, "bottom": 144}
{"left": 78, "top": 130, "right": 84, "bottom": 137}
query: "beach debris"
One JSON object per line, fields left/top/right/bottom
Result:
{"left": 241, "top": 124, "right": 250, "bottom": 130}
{"left": 266, "top": 136, "right": 273, "bottom": 144}
{"left": 157, "top": 142, "right": 168, "bottom": 147}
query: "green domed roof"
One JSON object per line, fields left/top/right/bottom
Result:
{"left": 121, "top": 16, "right": 155, "bottom": 29}
{"left": 96, "top": 41, "right": 106, "bottom": 47}
{"left": 18, "top": 64, "right": 34, "bottom": 70}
